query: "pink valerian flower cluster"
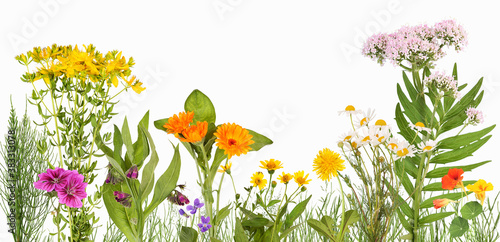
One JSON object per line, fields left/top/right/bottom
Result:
{"left": 466, "top": 107, "right": 484, "bottom": 125}
{"left": 423, "top": 71, "right": 461, "bottom": 99}
{"left": 34, "top": 168, "right": 88, "bottom": 208}
{"left": 362, "top": 19, "right": 467, "bottom": 67}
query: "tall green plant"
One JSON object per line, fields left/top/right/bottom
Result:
{"left": 99, "top": 111, "right": 181, "bottom": 242}
{"left": 0, "top": 102, "right": 52, "bottom": 242}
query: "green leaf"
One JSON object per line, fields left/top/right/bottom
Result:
{"left": 423, "top": 180, "right": 477, "bottom": 191}
{"left": 132, "top": 112, "right": 150, "bottom": 167}
{"left": 267, "top": 199, "right": 280, "bottom": 207}
{"left": 138, "top": 125, "right": 159, "bottom": 202}
{"left": 184, "top": 89, "right": 216, "bottom": 124}
{"left": 214, "top": 204, "right": 231, "bottom": 226}
{"left": 144, "top": 144, "right": 181, "bottom": 217}
{"left": 397, "top": 208, "right": 412, "bottom": 232}
{"left": 307, "top": 219, "right": 335, "bottom": 241}
{"left": 430, "top": 137, "right": 491, "bottom": 164}
{"left": 402, "top": 71, "right": 417, "bottom": 101}
{"left": 279, "top": 223, "right": 303, "bottom": 240}
{"left": 444, "top": 78, "right": 482, "bottom": 120}
{"left": 112, "top": 125, "right": 124, "bottom": 168}
{"left": 342, "top": 210, "right": 360, "bottom": 228}
{"left": 210, "top": 148, "right": 227, "bottom": 175}
{"left": 426, "top": 161, "right": 491, "bottom": 178}
{"left": 153, "top": 118, "right": 169, "bottom": 132}
{"left": 420, "top": 192, "right": 472, "bottom": 209}
{"left": 179, "top": 226, "right": 198, "bottom": 242}
{"left": 234, "top": 218, "right": 249, "bottom": 242}
{"left": 386, "top": 181, "right": 413, "bottom": 219}
{"left": 285, "top": 195, "right": 311, "bottom": 229}
{"left": 241, "top": 217, "right": 271, "bottom": 227}
{"left": 460, "top": 201, "right": 483, "bottom": 220}
{"left": 419, "top": 211, "right": 454, "bottom": 224}
{"left": 450, "top": 216, "right": 469, "bottom": 238}
{"left": 400, "top": 234, "right": 413, "bottom": 240}
{"left": 438, "top": 125, "right": 495, "bottom": 149}
{"left": 102, "top": 183, "right": 137, "bottom": 242}
{"left": 122, "top": 117, "right": 135, "bottom": 164}
{"left": 395, "top": 160, "right": 415, "bottom": 196}
{"left": 247, "top": 129, "right": 273, "bottom": 152}
{"left": 397, "top": 84, "right": 423, "bottom": 124}
{"left": 395, "top": 104, "right": 421, "bottom": 144}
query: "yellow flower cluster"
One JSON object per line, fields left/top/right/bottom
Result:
{"left": 15, "top": 44, "right": 145, "bottom": 94}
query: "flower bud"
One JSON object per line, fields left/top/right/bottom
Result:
{"left": 126, "top": 165, "right": 138, "bottom": 180}
{"left": 113, "top": 191, "right": 132, "bottom": 208}
{"left": 272, "top": 181, "right": 277, "bottom": 188}
{"left": 337, "top": 141, "right": 344, "bottom": 148}
{"left": 378, "top": 156, "right": 385, "bottom": 163}
{"left": 235, "top": 194, "right": 240, "bottom": 200}
{"left": 301, "top": 186, "right": 307, "bottom": 192}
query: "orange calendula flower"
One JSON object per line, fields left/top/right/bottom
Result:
{"left": 178, "top": 121, "right": 208, "bottom": 143}
{"left": 441, "top": 168, "right": 464, "bottom": 190}
{"left": 250, "top": 172, "right": 267, "bottom": 190}
{"left": 433, "top": 198, "right": 453, "bottom": 209}
{"left": 163, "top": 111, "right": 194, "bottom": 136}
{"left": 259, "top": 159, "right": 283, "bottom": 173}
{"left": 277, "top": 172, "right": 293, "bottom": 184}
{"left": 218, "top": 162, "right": 232, "bottom": 174}
{"left": 313, "top": 148, "right": 345, "bottom": 181}
{"left": 466, "top": 179, "right": 494, "bottom": 205}
{"left": 294, "top": 171, "right": 312, "bottom": 187}
{"left": 214, "top": 123, "right": 255, "bottom": 159}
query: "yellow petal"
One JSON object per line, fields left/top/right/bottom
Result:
{"left": 112, "top": 76, "right": 118, "bottom": 87}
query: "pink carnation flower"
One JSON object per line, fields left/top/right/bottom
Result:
{"left": 34, "top": 167, "right": 74, "bottom": 192}
{"left": 55, "top": 171, "right": 88, "bottom": 208}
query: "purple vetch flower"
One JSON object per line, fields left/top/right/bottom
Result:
{"left": 179, "top": 209, "right": 190, "bottom": 218}
{"left": 167, "top": 190, "right": 190, "bottom": 206}
{"left": 466, "top": 107, "right": 484, "bottom": 125}
{"left": 186, "top": 198, "right": 204, "bottom": 214}
{"left": 198, "top": 216, "right": 212, "bottom": 233}
{"left": 126, "top": 165, "right": 138, "bottom": 179}
{"left": 105, "top": 163, "right": 124, "bottom": 185}
{"left": 34, "top": 167, "right": 75, "bottom": 192}
{"left": 114, "top": 191, "right": 132, "bottom": 208}
{"left": 54, "top": 171, "right": 88, "bottom": 208}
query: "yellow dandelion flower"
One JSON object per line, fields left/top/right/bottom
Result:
{"left": 250, "top": 172, "right": 267, "bottom": 190}
{"left": 313, "top": 148, "right": 346, "bottom": 181}
{"left": 214, "top": 123, "right": 255, "bottom": 159}
{"left": 277, "top": 172, "right": 293, "bottom": 184}
{"left": 293, "top": 170, "right": 312, "bottom": 187}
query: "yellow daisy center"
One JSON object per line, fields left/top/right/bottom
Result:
{"left": 343, "top": 135, "right": 352, "bottom": 141}
{"left": 362, "top": 136, "right": 370, "bottom": 142}
{"left": 388, "top": 143, "right": 398, "bottom": 149}
{"left": 375, "top": 119, "right": 387, "bottom": 126}
{"left": 415, "top": 122, "right": 425, "bottom": 128}
{"left": 397, "top": 148, "right": 409, "bottom": 157}
{"left": 360, "top": 117, "right": 368, "bottom": 125}
{"left": 345, "top": 105, "right": 355, "bottom": 111}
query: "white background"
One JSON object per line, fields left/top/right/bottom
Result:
{"left": 1, "top": 0, "right": 499, "bottom": 240}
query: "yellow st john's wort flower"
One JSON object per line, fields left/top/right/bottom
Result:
{"left": 313, "top": 148, "right": 345, "bottom": 181}
{"left": 250, "top": 172, "right": 267, "bottom": 190}
{"left": 218, "top": 162, "right": 232, "bottom": 174}
{"left": 467, "top": 179, "right": 494, "bottom": 205}
{"left": 293, "top": 171, "right": 312, "bottom": 187}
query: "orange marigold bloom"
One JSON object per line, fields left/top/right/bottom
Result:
{"left": 441, "top": 168, "right": 464, "bottom": 190}
{"left": 214, "top": 123, "right": 255, "bottom": 159}
{"left": 163, "top": 111, "right": 194, "bottom": 136}
{"left": 178, "top": 121, "right": 208, "bottom": 143}
{"left": 433, "top": 198, "right": 452, "bottom": 209}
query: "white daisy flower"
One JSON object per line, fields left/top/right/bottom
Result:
{"left": 354, "top": 108, "right": 376, "bottom": 128}
{"left": 369, "top": 126, "right": 391, "bottom": 146}
{"left": 338, "top": 131, "right": 356, "bottom": 143}
{"left": 386, "top": 137, "right": 399, "bottom": 152}
{"left": 409, "top": 122, "right": 431, "bottom": 133}
{"left": 419, "top": 140, "right": 437, "bottom": 152}
{"left": 394, "top": 141, "right": 416, "bottom": 159}
{"left": 338, "top": 105, "right": 362, "bottom": 117}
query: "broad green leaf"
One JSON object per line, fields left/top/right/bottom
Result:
{"left": 386, "top": 181, "right": 413, "bottom": 219}
{"left": 214, "top": 204, "right": 232, "bottom": 226}
{"left": 279, "top": 223, "right": 303, "bottom": 240}
{"left": 400, "top": 234, "right": 413, "bottom": 240}
{"left": 321, "top": 215, "right": 335, "bottom": 231}
{"left": 307, "top": 219, "right": 335, "bottom": 240}
{"left": 341, "top": 210, "right": 360, "bottom": 229}
{"left": 113, "top": 125, "right": 124, "bottom": 168}
{"left": 423, "top": 180, "right": 477, "bottom": 191}
{"left": 138, "top": 125, "right": 159, "bottom": 202}
{"left": 395, "top": 104, "right": 421, "bottom": 144}
{"left": 450, "top": 216, "right": 469, "bottom": 238}
{"left": 106, "top": 155, "right": 126, "bottom": 179}
{"left": 397, "top": 208, "right": 412, "bottom": 232}
{"left": 239, "top": 207, "right": 259, "bottom": 219}
{"left": 267, "top": 199, "right": 280, "bottom": 207}
{"left": 210, "top": 148, "right": 227, "bottom": 175}
{"left": 285, "top": 195, "right": 311, "bottom": 229}
{"left": 122, "top": 117, "right": 135, "bottom": 164}
{"left": 460, "top": 201, "right": 483, "bottom": 220}
{"left": 247, "top": 129, "right": 273, "bottom": 152}
{"left": 426, "top": 161, "right": 491, "bottom": 178}
{"left": 234, "top": 218, "right": 249, "bottom": 242}
{"left": 395, "top": 160, "right": 415, "bottom": 197}
{"left": 444, "top": 78, "right": 482, "bottom": 120}
{"left": 419, "top": 211, "right": 454, "bottom": 224}
{"left": 420, "top": 192, "right": 472, "bottom": 209}
{"left": 153, "top": 118, "right": 169, "bottom": 132}
{"left": 438, "top": 125, "right": 495, "bottom": 149}
{"left": 179, "top": 226, "right": 198, "bottom": 242}
{"left": 241, "top": 217, "right": 271, "bottom": 227}
{"left": 103, "top": 183, "right": 137, "bottom": 242}
{"left": 397, "top": 84, "right": 423, "bottom": 124}
{"left": 132, "top": 111, "right": 150, "bottom": 167}
{"left": 402, "top": 71, "right": 417, "bottom": 101}
{"left": 184, "top": 89, "right": 216, "bottom": 124}
{"left": 144, "top": 144, "right": 181, "bottom": 217}
{"left": 430, "top": 137, "right": 491, "bottom": 164}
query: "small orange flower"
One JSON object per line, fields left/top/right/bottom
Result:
{"left": 178, "top": 121, "right": 208, "bottom": 143}
{"left": 163, "top": 111, "right": 194, "bottom": 136}
{"left": 433, "top": 198, "right": 452, "bottom": 209}
{"left": 441, "top": 168, "right": 464, "bottom": 190}
{"left": 218, "top": 162, "right": 232, "bottom": 174}
{"left": 259, "top": 159, "right": 283, "bottom": 172}
{"left": 294, "top": 171, "right": 312, "bottom": 187}
{"left": 214, "top": 123, "right": 255, "bottom": 159}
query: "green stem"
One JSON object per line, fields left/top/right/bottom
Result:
{"left": 199, "top": 144, "right": 214, "bottom": 237}
{"left": 336, "top": 175, "right": 346, "bottom": 241}
{"left": 50, "top": 89, "right": 64, "bottom": 167}
{"left": 271, "top": 184, "right": 288, "bottom": 241}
